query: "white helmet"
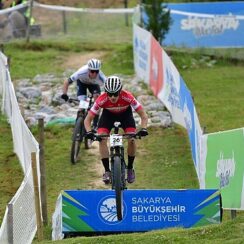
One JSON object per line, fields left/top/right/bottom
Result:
{"left": 104, "top": 76, "right": 122, "bottom": 93}
{"left": 87, "top": 58, "right": 101, "bottom": 71}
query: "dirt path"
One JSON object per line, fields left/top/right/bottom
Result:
{"left": 62, "top": 51, "right": 108, "bottom": 189}
{"left": 61, "top": 51, "right": 106, "bottom": 70}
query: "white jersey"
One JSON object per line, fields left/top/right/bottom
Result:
{"left": 69, "top": 65, "right": 106, "bottom": 86}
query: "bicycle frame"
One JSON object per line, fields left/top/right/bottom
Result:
{"left": 109, "top": 123, "right": 127, "bottom": 190}
{"left": 96, "top": 122, "right": 138, "bottom": 221}
{"left": 70, "top": 94, "right": 94, "bottom": 164}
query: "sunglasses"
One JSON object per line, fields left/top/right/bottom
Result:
{"left": 107, "top": 91, "right": 120, "bottom": 97}
{"left": 90, "top": 70, "right": 99, "bottom": 74}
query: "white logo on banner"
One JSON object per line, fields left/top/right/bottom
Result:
{"left": 135, "top": 37, "right": 148, "bottom": 71}
{"left": 152, "top": 56, "right": 158, "bottom": 80}
{"left": 216, "top": 151, "right": 236, "bottom": 188}
{"left": 181, "top": 14, "right": 239, "bottom": 37}
{"left": 166, "top": 68, "right": 181, "bottom": 109}
{"left": 183, "top": 102, "right": 192, "bottom": 131}
{"left": 98, "top": 196, "right": 126, "bottom": 224}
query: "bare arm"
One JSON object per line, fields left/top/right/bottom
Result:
{"left": 84, "top": 112, "right": 95, "bottom": 132}
{"left": 62, "top": 79, "right": 69, "bottom": 94}
{"left": 137, "top": 108, "right": 148, "bottom": 129}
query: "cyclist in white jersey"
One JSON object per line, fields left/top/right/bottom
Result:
{"left": 61, "top": 58, "right": 106, "bottom": 128}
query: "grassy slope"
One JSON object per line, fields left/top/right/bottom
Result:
{"left": 1, "top": 40, "right": 244, "bottom": 242}
{"left": 44, "top": 214, "right": 244, "bottom": 244}
{"left": 183, "top": 66, "right": 244, "bottom": 133}
{"left": 0, "top": 116, "right": 23, "bottom": 222}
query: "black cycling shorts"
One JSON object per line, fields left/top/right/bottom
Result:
{"left": 77, "top": 80, "right": 101, "bottom": 96}
{"left": 97, "top": 106, "right": 136, "bottom": 134}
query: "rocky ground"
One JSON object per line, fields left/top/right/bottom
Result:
{"left": 15, "top": 72, "right": 172, "bottom": 129}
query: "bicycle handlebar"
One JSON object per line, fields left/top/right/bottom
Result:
{"left": 68, "top": 98, "right": 79, "bottom": 103}
{"left": 93, "top": 133, "right": 144, "bottom": 141}
{"left": 68, "top": 94, "right": 94, "bottom": 103}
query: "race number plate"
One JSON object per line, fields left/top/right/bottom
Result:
{"left": 79, "top": 100, "right": 89, "bottom": 109}
{"left": 110, "top": 134, "right": 123, "bottom": 147}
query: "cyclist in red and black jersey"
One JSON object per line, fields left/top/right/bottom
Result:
{"left": 84, "top": 76, "right": 148, "bottom": 184}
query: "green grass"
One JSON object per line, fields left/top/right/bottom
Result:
{"left": 34, "top": 124, "right": 100, "bottom": 218}
{"left": 40, "top": 215, "right": 244, "bottom": 243}
{"left": 1, "top": 40, "right": 244, "bottom": 242}
{"left": 0, "top": 115, "right": 23, "bottom": 223}
{"left": 33, "top": 7, "right": 133, "bottom": 45}
{"left": 132, "top": 126, "right": 198, "bottom": 190}
{"left": 4, "top": 40, "right": 133, "bottom": 79}
{"left": 183, "top": 66, "right": 244, "bottom": 133}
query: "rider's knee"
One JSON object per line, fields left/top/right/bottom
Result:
{"left": 99, "top": 138, "right": 108, "bottom": 145}
{"left": 128, "top": 138, "right": 136, "bottom": 145}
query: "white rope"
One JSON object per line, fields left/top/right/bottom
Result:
{"left": 0, "top": 2, "right": 28, "bottom": 15}
{"left": 33, "top": 1, "right": 134, "bottom": 14}
{"left": 171, "top": 9, "right": 244, "bottom": 20}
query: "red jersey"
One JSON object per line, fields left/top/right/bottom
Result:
{"left": 89, "top": 90, "right": 142, "bottom": 115}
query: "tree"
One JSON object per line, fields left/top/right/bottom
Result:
{"left": 141, "top": 0, "right": 173, "bottom": 44}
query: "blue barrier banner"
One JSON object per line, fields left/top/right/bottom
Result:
{"left": 61, "top": 189, "right": 221, "bottom": 233}
{"left": 142, "top": 2, "right": 244, "bottom": 47}
{"left": 179, "top": 77, "right": 199, "bottom": 169}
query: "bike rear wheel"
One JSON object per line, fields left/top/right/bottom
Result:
{"left": 113, "top": 156, "right": 123, "bottom": 221}
{"left": 70, "top": 117, "right": 83, "bottom": 164}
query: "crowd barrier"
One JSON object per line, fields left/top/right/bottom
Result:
{"left": 0, "top": 51, "right": 41, "bottom": 244}
{"left": 133, "top": 22, "right": 244, "bottom": 210}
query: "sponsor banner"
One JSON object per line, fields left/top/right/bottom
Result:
{"left": 149, "top": 36, "right": 164, "bottom": 96}
{"left": 142, "top": 2, "right": 244, "bottom": 47}
{"left": 194, "top": 109, "right": 203, "bottom": 181}
{"left": 203, "top": 128, "right": 244, "bottom": 209}
{"left": 133, "top": 24, "right": 151, "bottom": 83}
{"left": 179, "top": 77, "right": 202, "bottom": 178}
{"left": 52, "top": 194, "right": 64, "bottom": 240}
{"left": 61, "top": 189, "right": 221, "bottom": 233}
{"left": 200, "top": 134, "right": 208, "bottom": 189}
{"left": 133, "top": 23, "right": 203, "bottom": 185}
{"left": 158, "top": 50, "right": 185, "bottom": 127}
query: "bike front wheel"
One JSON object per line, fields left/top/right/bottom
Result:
{"left": 113, "top": 156, "right": 123, "bottom": 221}
{"left": 70, "top": 117, "right": 83, "bottom": 164}
{"left": 84, "top": 136, "right": 92, "bottom": 149}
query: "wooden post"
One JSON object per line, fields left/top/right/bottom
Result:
{"left": 38, "top": 117, "right": 48, "bottom": 225}
{"left": 31, "top": 152, "right": 43, "bottom": 241}
{"left": 7, "top": 203, "right": 13, "bottom": 244}
{"left": 231, "top": 210, "right": 237, "bottom": 219}
{"left": 124, "top": 0, "right": 129, "bottom": 26}
{"left": 26, "top": 0, "right": 34, "bottom": 43}
{"left": 62, "top": 11, "right": 67, "bottom": 34}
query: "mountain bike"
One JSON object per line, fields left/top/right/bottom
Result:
{"left": 95, "top": 122, "right": 141, "bottom": 221}
{"left": 69, "top": 95, "right": 95, "bottom": 164}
